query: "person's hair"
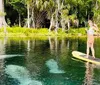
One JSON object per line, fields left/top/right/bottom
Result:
{"left": 88, "top": 20, "right": 97, "bottom": 28}
{"left": 88, "top": 20, "right": 93, "bottom": 24}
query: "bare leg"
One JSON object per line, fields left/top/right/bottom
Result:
{"left": 86, "top": 42, "right": 90, "bottom": 58}
{"left": 91, "top": 43, "right": 95, "bottom": 58}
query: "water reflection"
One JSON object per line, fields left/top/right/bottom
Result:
{"left": 83, "top": 62, "right": 94, "bottom": 85}
{"left": 0, "top": 37, "right": 99, "bottom": 85}
{"left": 0, "top": 59, "right": 5, "bottom": 85}
{"left": 0, "top": 37, "right": 7, "bottom": 54}
{"left": 49, "top": 37, "right": 58, "bottom": 55}
{"left": 0, "top": 37, "right": 24, "bottom": 59}
{"left": 48, "top": 37, "right": 77, "bottom": 54}
{"left": 0, "top": 37, "right": 8, "bottom": 84}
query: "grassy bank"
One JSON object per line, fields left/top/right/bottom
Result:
{"left": 0, "top": 27, "right": 86, "bottom": 37}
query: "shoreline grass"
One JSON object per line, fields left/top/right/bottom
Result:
{"left": 0, "top": 27, "right": 87, "bottom": 38}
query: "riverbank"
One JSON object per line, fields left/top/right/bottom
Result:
{"left": 0, "top": 27, "right": 87, "bottom": 38}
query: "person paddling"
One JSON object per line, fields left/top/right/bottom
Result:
{"left": 86, "top": 20, "right": 99, "bottom": 58}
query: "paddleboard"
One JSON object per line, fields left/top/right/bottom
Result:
{"left": 72, "top": 51, "right": 100, "bottom": 65}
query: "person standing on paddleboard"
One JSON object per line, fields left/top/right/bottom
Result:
{"left": 86, "top": 20, "right": 99, "bottom": 58}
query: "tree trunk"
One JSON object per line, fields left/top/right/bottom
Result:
{"left": 49, "top": 14, "right": 55, "bottom": 32}
{"left": 0, "top": 0, "right": 7, "bottom": 28}
{"left": 55, "top": 9, "right": 59, "bottom": 33}
{"left": 55, "top": 0, "right": 60, "bottom": 33}
{"left": 27, "top": 4, "right": 30, "bottom": 28}
{"left": 67, "top": 20, "right": 70, "bottom": 30}
{"left": 32, "top": 8, "right": 35, "bottom": 28}
{"left": 96, "top": 0, "right": 98, "bottom": 9}
{"left": 61, "top": 18, "right": 66, "bottom": 32}
{"left": 19, "top": 13, "right": 21, "bottom": 27}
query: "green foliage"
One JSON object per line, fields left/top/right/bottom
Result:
{"left": 0, "top": 27, "right": 49, "bottom": 36}
{"left": 92, "top": 0, "right": 100, "bottom": 25}
{"left": 4, "top": 0, "right": 100, "bottom": 28}
{"left": 8, "top": 0, "right": 26, "bottom": 14}
{"left": 0, "top": 27, "right": 88, "bottom": 37}
{"left": 0, "top": 11, "right": 6, "bottom": 16}
{"left": 68, "top": 28, "right": 86, "bottom": 36}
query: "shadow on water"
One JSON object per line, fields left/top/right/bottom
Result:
{"left": 0, "top": 37, "right": 99, "bottom": 85}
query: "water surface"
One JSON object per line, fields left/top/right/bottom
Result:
{"left": 0, "top": 37, "right": 100, "bottom": 85}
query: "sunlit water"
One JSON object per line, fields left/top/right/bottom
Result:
{"left": 0, "top": 37, "right": 100, "bottom": 85}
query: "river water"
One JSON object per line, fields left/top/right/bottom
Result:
{"left": 0, "top": 37, "right": 100, "bottom": 85}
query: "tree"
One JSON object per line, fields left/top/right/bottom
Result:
{"left": 48, "top": 0, "right": 56, "bottom": 32}
{"left": 4, "top": 0, "right": 99, "bottom": 29}
{"left": 92, "top": 0, "right": 100, "bottom": 26}
{"left": 25, "top": 0, "right": 33, "bottom": 28}
{"left": 25, "top": 0, "right": 51, "bottom": 28}
{"left": 7, "top": 0, "right": 26, "bottom": 27}
{"left": 0, "top": 0, "right": 7, "bottom": 28}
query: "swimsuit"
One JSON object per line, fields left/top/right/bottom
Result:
{"left": 87, "top": 28, "right": 94, "bottom": 35}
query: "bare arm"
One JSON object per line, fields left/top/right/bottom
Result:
{"left": 93, "top": 24, "right": 99, "bottom": 32}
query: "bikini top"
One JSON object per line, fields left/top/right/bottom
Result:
{"left": 87, "top": 27, "right": 94, "bottom": 35}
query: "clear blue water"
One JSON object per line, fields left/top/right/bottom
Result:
{"left": 0, "top": 37, "right": 100, "bottom": 85}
